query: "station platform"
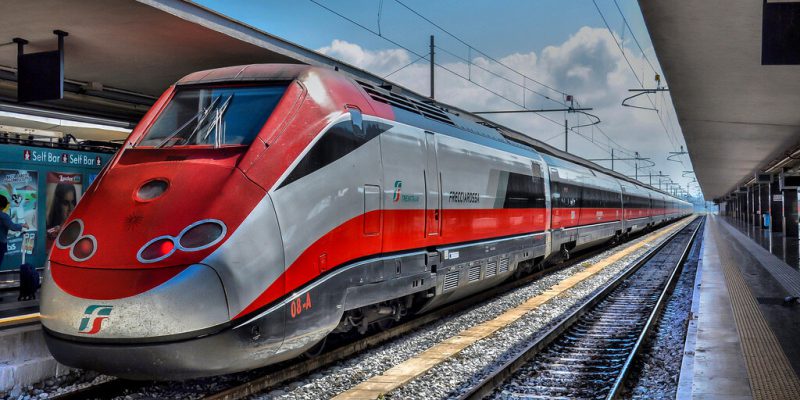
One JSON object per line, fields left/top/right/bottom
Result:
{"left": 678, "top": 215, "right": 800, "bottom": 399}
{"left": 0, "top": 272, "right": 40, "bottom": 319}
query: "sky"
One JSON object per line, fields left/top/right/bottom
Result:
{"left": 195, "top": 0, "right": 699, "bottom": 200}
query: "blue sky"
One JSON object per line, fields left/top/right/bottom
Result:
{"left": 195, "top": 0, "right": 696, "bottom": 198}
{"left": 195, "top": 1, "right": 627, "bottom": 57}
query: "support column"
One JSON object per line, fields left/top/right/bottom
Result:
{"left": 745, "top": 187, "right": 750, "bottom": 223}
{"left": 750, "top": 185, "right": 757, "bottom": 226}
{"left": 737, "top": 192, "right": 743, "bottom": 220}
{"left": 771, "top": 177, "right": 783, "bottom": 232}
{"left": 759, "top": 183, "right": 770, "bottom": 228}
{"left": 783, "top": 188, "right": 798, "bottom": 237}
{"left": 741, "top": 191, "right": 747, "bottom": 221}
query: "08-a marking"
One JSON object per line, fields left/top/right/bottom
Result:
{"left": 290, "top": 292, "right": 313, "bottom": 318}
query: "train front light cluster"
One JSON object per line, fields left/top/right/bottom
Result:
{"left": 56, "top": 219, "right": 98, "bottom": 262}
{"left": 137, "top": 220, "right": 227, "bottom": 264}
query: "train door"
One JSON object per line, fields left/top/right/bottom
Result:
{"left": 424, "top": 131, "right": 441, "bottom": 236}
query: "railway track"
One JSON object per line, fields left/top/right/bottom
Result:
{"left": 43, "top": 219, "right": 690, "bottom": 400}
{"left": 48, "top": 231, "right": 617, "bottom": 400}
{"left": 458, "top": 217, "right": 702, "bottom": 400}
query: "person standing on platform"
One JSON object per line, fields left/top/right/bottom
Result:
{"left": 0, "top": 194, "right": 27, "bottom": 267}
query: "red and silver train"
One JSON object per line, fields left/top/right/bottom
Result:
{"left": 41, "top": 64, "right": 691, "bottom": 379}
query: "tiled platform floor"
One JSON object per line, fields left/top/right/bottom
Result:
{"left": 678, "top": 215, "right": 800, "bottom": 399}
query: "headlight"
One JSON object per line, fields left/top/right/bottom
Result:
{"left": 71, "top": 236, "right": 97, "bottom": 261}
{"left": 138, "top": 237, "right": 176, "bottom": 263}
{"left": 137, "top": 220, "right": 226, "bottom": 264}
{"left": 136, "top": 179, "right": 169, "bottom": 201}
{"left": 57, "top": 220, "right": 83, "bottom": 249}
{"left": 178, "top": 220, "right": 226, "bottom": 250}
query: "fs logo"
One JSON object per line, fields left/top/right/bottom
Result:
{"left": 78, "top": 305, "right": 113, "bottom": 334}
{"left": 392, "top": 180, "right": 402, "bottom": 202}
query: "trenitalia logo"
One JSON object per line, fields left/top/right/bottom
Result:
{"left": 78, "top": 305, "right": 113, "bottom": 334}
{"left": 393, "top": 180, "right": 402, "bottom": 202}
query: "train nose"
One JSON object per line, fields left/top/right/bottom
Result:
{"left": 41, "top": 263, "right": 229, "bottom": 340}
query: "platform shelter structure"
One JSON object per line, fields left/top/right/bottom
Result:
{"left": 641, "top": 1, "right": 800, "bottom": 398}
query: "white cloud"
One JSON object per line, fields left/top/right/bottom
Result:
{"left": 318, "top": 39, "right": 410, "bottom": 74}
{"left": 316, "top": 27, "right": 698, "bottom": 199}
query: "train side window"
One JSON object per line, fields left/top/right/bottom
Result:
{"left": 582, "top": 187, "right": 598, "bottom": 209}
{"left": 553, "top": 181, "right": 580, "bottom": 208}
{"left": 279, "top": 120, "right": 392, "bottom": 188}
{"left": 503, "top": 171, "right": 545, "bottom": 208}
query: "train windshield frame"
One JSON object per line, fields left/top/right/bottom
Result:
{"left": 138, "top": 84, "right": 288, "bottom": 148}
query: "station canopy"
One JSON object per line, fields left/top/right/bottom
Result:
{"left": 0, "top": 0, "right": 383, "bottom": 142}
{"left": 640, "top": 1, "right": 800, "bottom": 200}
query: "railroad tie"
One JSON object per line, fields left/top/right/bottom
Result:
{"left": 332, "top": 218, "right": 692, "bottom": 400}
{"left": 710, "top": 223, "right": 800, "bottom": 400}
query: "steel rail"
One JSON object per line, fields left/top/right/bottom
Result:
{"left": 49, "top": 236, "right": 610, "bottom": 400}
{"left": 199, "top": 239, "right": 619, "bottom": 400}
{"left": 605, "top": 218, "right": 702, "bottom": 399}
{"left": 48, "top": 219, "right": 688, "bottom": 400}
{"left": 201, "top": 222, "right": 694, "bottom": 400}
{"left": 457, "top": 216, "right": 701, "bottom": 400}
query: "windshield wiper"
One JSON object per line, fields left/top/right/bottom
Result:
{"left": 197, "top": 94, "right": 234, "bottom": 148}
{"left": 155, "top": 96, "right": 221, "bottom": 149}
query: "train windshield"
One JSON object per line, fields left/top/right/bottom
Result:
{"left": 139, "top": 85, "right": 287, "bottom": 148}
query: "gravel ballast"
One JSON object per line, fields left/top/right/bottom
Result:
{"left": 620, "top": 220, "right": 704, "bottom": 399}
{"left": 3, "top": 221, "right": 689, "bottom": 400}
{"left": 258, "top": 221, "right": 689, "bottom": 400}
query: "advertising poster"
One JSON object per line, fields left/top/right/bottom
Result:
{"left": 0, "top": 170, "right": 38, "bottom": 268}
{"left": 45, "top": 172, "right": 83, "bottom": 250}
{"left": 87, "top": 173, "right": 99, "bottom": 188}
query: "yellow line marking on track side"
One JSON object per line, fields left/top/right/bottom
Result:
{"left": 333, "top": 219, "right": 692, "bottom": 400}
{"left": 0, "top": 312, "right": 40, "bottom": 328}
{"left": 710, "top": 222, "right": 800, "bottom": 400}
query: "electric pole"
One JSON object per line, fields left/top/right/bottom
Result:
{"left": 429, "top": 35, "right": 435, "bottom": 99}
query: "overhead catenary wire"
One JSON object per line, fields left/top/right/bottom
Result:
{"left": 611, "top": 0, "right": 658, "bottom": 76}
{"left": 383, "top": 54, "right": 427, "bottom": 78}
{"left": 434, "top": 44, "right": 561, "bottom": 105}
{"left": 381, "top": 0, "right": 637, "bottom": 163}
{"left": 308, "top": 0, "right": 568, "bottom": 131}
{"left": 310, "top": 0, "right": 648, "bottom": 172}
{"left": 592, "top": 0, "right": 690, "bottom": 172}
{"left": 392, "top": 0, "right": 568, "bottom": 97}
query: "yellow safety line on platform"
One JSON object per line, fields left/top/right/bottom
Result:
{"left": 333, "top": 219, "right": 692, "bottom": 400}
{"left": 0, "top": 312, "right": 40, "bottom": 328}
{"left": 711, "top": 222, "right": 800, "bottom": 400}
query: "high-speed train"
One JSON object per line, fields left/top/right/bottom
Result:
{"left": 41, "top": 64, "right": 691, "bottom": 379}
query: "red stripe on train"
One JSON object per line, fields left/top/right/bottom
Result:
{"left": 234, "top": 207, "right": 548, "bottom": 319}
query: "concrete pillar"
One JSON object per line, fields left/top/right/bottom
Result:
{"left": 741, "top": 191, "right": 747, "bottom": 221}
{"left": 750, "top": 185, "right": 757, "bottom": 226}
{"left": 745, "top": 190, "right": 750, "bottom": 221}
{"left": 771, "top": 177, "right": 783, "bottom": 232}
{"left": 783, "top": 188, "right": 798, "bottom": 237}
{"left": 738, "top": 192, "right": 744, "bottom": 220}
{"left": 760, "top": 183, "right": 770, "bottom": 228}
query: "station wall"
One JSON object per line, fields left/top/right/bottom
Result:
{"left": 1, "top": 143, "right": 111, "bottom": 271}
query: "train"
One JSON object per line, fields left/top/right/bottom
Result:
{"left": 40, "top": 64, "right": 691, "bottom": 379}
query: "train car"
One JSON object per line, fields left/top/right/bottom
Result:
{"left": 40, "top": 64, "right": 691, "bottom": 379}
{"left": 619, "top": 179, "right": 652, "bottom": 235}
{"left": 543, "top": 154, "right": 626, "bottom": 259}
